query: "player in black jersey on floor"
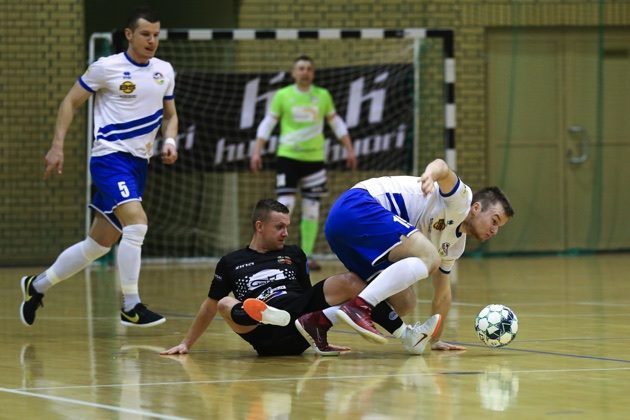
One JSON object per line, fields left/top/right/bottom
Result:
{"left": 161, "top": 198, "right": 372, "bottom": 356}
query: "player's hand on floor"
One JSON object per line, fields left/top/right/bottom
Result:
{"left": 431, "top": 340, "right": 466, "bottom": 351}
{"left": 160, "top": 343, "right": 189, "bottom": 355}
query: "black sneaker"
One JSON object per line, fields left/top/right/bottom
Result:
{"left": 120, "top": 303, "right": 166, "bottom": 327}
{"left": 20, "top": 275, "right": 44, "bottom": 326}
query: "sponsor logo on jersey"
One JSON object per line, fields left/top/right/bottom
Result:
{"left": 256, "top": 285, "right": 287, "bottom": 301}
{"left": 248, "top": 269, "right": 286, "bottom": 289}
{"left": 277, "top": 256, "right": 293, "bottom": 265}
{"left": 123, "top": 71, "right": 131, "bottom": 79}
{"left": 440, "top": 242, "right": 450, "bottom": 256}
{"left": 291, "top": 105, "right": 318, "bottom": 122}
{"left": 153, "top": 72, "right": 165, "bottom": 85}
{"left": 119, "top": 81, "right": 136, "bottom": 94}
{"left": 235, "top": 262, "right": 255, "bottom": 270}
{"left": 433, "top": 218, "right": 446, "bottom": 231}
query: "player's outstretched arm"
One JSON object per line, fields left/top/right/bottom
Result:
{"left": 45, "top": 82, "right": 91, "bottom": 180}
{"left": 430, "top": 271, "right": 466, "bottom": 351}
{"left": 160, "top": 298, "right": 218, "bottom": 355}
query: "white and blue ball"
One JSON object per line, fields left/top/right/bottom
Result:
{"left": 475, "top": 304, "right": 518, "bottom": 348}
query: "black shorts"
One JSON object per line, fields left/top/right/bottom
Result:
{"left": 275, "top": 157, "right": 327, "bottom": 198}
{"left": 239, "top": 280, "right": 329, "bottom": 356}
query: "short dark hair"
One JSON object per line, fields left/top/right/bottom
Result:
{"left": 472, "top": 187, "right": 515, "bottom": 218}
{"left": 126, "top": 7, "right": 160, "bottom": 31}
{"left": 251, "top": 199, "right": 289, "bottom": 231}
{"left": 293, "top": 55, "right": 314, "bottom": 66}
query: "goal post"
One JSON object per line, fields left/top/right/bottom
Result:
{"left": 87, "top": 28, "right": 456, "bottom": 261}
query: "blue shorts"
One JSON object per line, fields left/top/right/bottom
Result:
{"left": 324, "top": 188, "right": 417, "bottom": 281}
{"left": 89, "top": 152, "right": 148, "bottom": 230}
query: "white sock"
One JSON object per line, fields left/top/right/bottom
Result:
{"left": 118, "top": 224, "right": 147, "bottom": 311}
{"left": 358, "top": 257, "right": 429, "bottom": 307}
{"left": 277, "top": 194, "right": 296, "bottom": 213}
{"left": 323, "top": 306, "right": 340, "bottom": 325}
{"left": 33, "top": 237, "right": 110, "bottom": 293}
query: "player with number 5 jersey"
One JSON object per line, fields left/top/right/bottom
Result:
{"left": 19, "top": 7, "right": 179, "bottom": 329}
{"left": 324, "top": 158, "right": 515, "bottom": 353}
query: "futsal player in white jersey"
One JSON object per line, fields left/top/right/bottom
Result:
{"left": 19, "top": 8, "right": 178, "bottom": 327}
{"left": 322, "top": 158, "right": 514, "bottom": 353}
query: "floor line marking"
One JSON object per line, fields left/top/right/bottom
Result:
{"left": 0, "top": 387, "right": 188, "bottom": 420}
{"left": 453, "top": 342, "right": 630, "bottom": 363}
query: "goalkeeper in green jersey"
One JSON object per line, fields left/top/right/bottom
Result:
{"left": 250, "top": 55, "right": 357, "bottom": 270}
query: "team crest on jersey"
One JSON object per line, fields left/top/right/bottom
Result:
{"left": 153, "top": 72, "right": 165, "bottom": 85}
{"left": 277, "top": 256, "right": 293, "bottom": 265}
{"left": 119, "top": 81, "right": 136, "bottom": 94}
{"left": 433, "top": 218, "right": 446, "bottom": 231}
{"left": 440, "top": 242, "right": 450, "bottom": 256}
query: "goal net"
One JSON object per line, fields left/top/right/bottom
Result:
{"left": 88, "top": 29, "right": 455, "bottom": 260}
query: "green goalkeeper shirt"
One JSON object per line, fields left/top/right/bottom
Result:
{"left": 270, "top": 84, "right": 336, "bottom": 162}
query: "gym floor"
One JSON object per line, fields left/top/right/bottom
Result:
{"left": 1, "top": 254, "right": 629, "bottom": 418}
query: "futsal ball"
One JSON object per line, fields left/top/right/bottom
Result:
{"left": 475, "top": 304, "right": 518, "bottom": 348}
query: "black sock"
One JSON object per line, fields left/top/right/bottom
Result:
{"left": 372, "top": 301, "right": 403, "bottom": 334}
{"left": 230, "top": 302, "right": 259, "bottom": 326}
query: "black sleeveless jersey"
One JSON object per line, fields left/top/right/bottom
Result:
{"left": 207, "top": 245, "right": 312, "bottom": 302}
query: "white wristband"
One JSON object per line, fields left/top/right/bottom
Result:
{"left": 329, "top": 114, "right": 349, "bottom": 138}
{"left": 164, "top": 137, "right": 176, "bottom": 147}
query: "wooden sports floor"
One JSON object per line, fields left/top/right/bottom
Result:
{"left": 1, "top": 254, "right": 629, "bottom": 419}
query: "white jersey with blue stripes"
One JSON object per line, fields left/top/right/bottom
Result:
{"left": 354, "top": 175, "right": 472, "bottom": 272}
{"left": 79, "top": 52, "right": 175, "bottom": 159}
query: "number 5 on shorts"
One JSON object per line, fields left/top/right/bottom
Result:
{"left": 118, "top": 181, "right": 130, "bottom": 198}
